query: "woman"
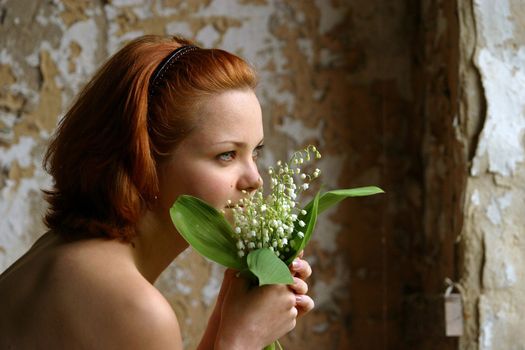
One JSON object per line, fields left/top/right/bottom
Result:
{"left": 0, "top": 35, "right": 314, "bottom": 349}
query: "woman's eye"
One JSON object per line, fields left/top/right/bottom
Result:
{"left": 252, "top": 145, "right": 264, "bottom": 160}
{"left": 217, "top": 151, "right": 236, "bottom": 162}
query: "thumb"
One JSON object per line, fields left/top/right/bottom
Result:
{"left": 223, "top": 269, "right": 251, "bottom": 298}
{"left": 216, "top": 269, "right": 235, "bottom": 304}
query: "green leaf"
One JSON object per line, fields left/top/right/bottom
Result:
{"left": 305, "top": 186, "right": 384, "bottom": 215}
{"left": 247, "top": 248, "right": 294, "bottom": 286}
{"left": 170, "top": 195, "right": 245, "bottom": 270}
{"left": 283, "top": 186, "right": 384, "bottom": 265}
{"left": 263, "top": 343, "right": 276, "bottom": 350}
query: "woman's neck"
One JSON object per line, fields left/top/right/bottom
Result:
{"left": 130, "top": 210, "right": 189, "bottom": 284}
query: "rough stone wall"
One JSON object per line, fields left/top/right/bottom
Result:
{"left": 0, "top": 1, "right": 444, "bottom": 349}
{"left": 458, "top": 0, "right": 525, "bottom": 349}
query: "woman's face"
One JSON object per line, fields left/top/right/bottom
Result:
{"left": 155, "top": 89, "right": 264, "bottom": 222}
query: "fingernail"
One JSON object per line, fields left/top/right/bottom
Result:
{"left": 292, "top": 259, "right": 301, "bottom": 270}
{"left": 296, "top": 295, "right": 303, "bottom": 303}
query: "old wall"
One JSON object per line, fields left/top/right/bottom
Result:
{"left": 0, "top": 1, "right": 449, "bottom": 349}
{"left": 458, "top": 0, "right": 525, "bottom": 349}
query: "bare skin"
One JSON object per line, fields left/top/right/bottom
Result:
{"left": 0, "top": 90, "right": 314, "bottom": 349}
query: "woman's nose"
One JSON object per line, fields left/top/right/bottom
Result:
{"left": 239, "top": 160, "right": 263, "bottom": 193}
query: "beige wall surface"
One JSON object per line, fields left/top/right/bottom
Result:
{"left": 6, "top": 0, "right": 525, "bottom": 349}
{"left": 0, "top": 1, "right": 400, "bottom": 349}
{"left": 459, "top": 0, "right": 525, "bottom": 349}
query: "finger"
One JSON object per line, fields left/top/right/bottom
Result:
{"left": 288, "top": 277, "right": 308, "bottom": 295}
{"left": 295, "top": 294, "right": 315, "bottom": 318}
{"left": 290, "top": 258, "right": 312, "bottom": 280}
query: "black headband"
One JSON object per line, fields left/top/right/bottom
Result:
{"left": 148, "top": 45, "right": 198, "bottom": 97}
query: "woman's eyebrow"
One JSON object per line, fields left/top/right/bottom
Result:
{"left": 212, "top": 138, "right": 265, "bottom": 147}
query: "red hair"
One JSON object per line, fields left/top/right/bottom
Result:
{"left": 43, "top": 35, "right": 257, "bottom": 241}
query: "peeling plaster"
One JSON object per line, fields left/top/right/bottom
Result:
{"left": 314, "top": 0, "right": 347, "bottom": 35}
{"left": 165, "top": 21, "right": 193, "bottom": 38}
{"left": 317, "top": 154, "right": 346, "bottom": 189}
{"left": 474, "top": 0, "right": 514, "bottom": 49}
{"left": 195, "top": 24, "right": 220, "bottom": 47}
{"left": 201, "top": 263, "right": 224, "bottom": 306}
{"left": 312, "top": 206, "right": 342, "bottom": 252}
{"left": 297, "top": 38, "right": 314, "bottom": 66}
{"left": 471, "top": 48, "right": 525, "bottom": 176}
{"left": 471, "top": 189, "right": 480, "bottom": 206}
{"left": 111, "top": 0, "right": 145, "bottom": 6}
{"left": 0, "top": 172, "right": 50, "bottom": 272}
{"left": 0, "top": 136, "right": 35, "bottom": 168}
{"left": 480, "top": 309, "right": 493, "bottom": 349}
{"left": 0, "top": 1, "right": 401, "bottom": 348}
{"left": 485, "top": 192, "right": 512, "bottom": 225}
{"left": 35, "top": 18, "right": 99, "bottom": 107}
{"left": 312, "top": 255, "right": 350, "bottom": 311}
{"left": 276, "top": 116, "right": 323, "bottom": 147}
{"left": 478, "top": 294, "right": 525, "bottom": 350}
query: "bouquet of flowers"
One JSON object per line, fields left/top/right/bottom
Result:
{"left": 170, "top": 145, "right": 383, "bottom": 349}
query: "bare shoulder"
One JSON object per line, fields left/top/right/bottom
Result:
{"left": 51, "top": 240, "right": 183, "bottom": 349}
{"left": 103, "top": 282, "right": 183, "bottom": 350}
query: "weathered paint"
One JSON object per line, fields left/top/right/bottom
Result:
{"left": 459, "top": 0, "right": 525, "bottom": 349}
{"left": 0, "top": 0, "right": 460, "bottom": 349}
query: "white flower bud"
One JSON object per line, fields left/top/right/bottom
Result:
{"left": 302, "top": 183, "right": 309, "bottom": 190}
{"left": 235, "top": 227, "right": 242, "bottom": 234}
{"left": 300, "top": 173, "right": 307, "bottom": 179}
{"left": 301, "top": 209, "right": 307, "bottom": 215}
{"left": 297, "top": 231, "right": 304, "bottom": 238}
{"left": 238, "top": 250, "right": 245, "bottom": 257}
{"left": 291, "top": 214, "right": 298, "bottom": 221}
{"left": 247, "top": 242, "right": 255, "bottom": 249}
{"left": 260, "top": 204, "right": 267, "bottom": 212}
{"left": 299, "top": 220, "right": 306, "bottom": 227}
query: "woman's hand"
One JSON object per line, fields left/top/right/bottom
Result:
{"left": 289, "top": 251, "right": 315, "bottom": 318}
{"left": 200, "top": 252, "right": 314, "bottom": 349}
{"left": 214, "top": 269, "right": 298, "bottom": 350}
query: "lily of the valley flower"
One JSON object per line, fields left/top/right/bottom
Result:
{"left": 230, "top": 145, "right": 321, "bottom": 258}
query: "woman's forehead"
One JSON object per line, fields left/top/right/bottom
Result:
{"left": 186, "top": 90, "right": 263, "bottom": 144}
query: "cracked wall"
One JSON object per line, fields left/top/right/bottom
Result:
{"left": 459, "top": 0, "right": 525, "bottom": 349}
{"left": 0, "top": 1, "right": 454, "bottom": 349}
